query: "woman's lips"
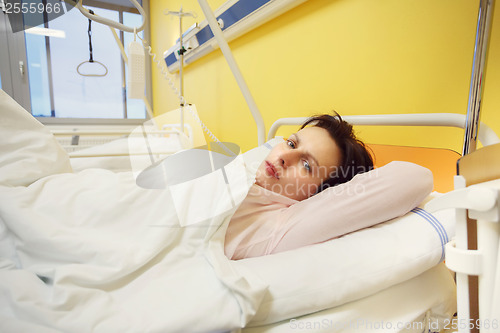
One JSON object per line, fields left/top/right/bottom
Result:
{"left": 265, "top": 161, "right": 279, "bottom": 179}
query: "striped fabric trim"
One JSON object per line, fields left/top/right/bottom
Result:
{"left": 263, "top": 142, "right": 273, "bottom": 150}
{"left": 411, "top": 207, "right": 449, "bottom": 263}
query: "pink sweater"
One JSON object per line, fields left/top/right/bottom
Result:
{"left": 224, "top": 161, "right": 433, "bottom": 260}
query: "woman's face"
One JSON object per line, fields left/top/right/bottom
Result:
{"left": 255, "top": 126, "right": 342, "bottom": 201}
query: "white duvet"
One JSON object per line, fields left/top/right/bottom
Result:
{"left": 0, "top": 167, "right": 262, "bottom": 332}
{"left": 0, "top": 90, "right": 261, "bottom": 332}
{"left": 0, "top": 89, "right": 456, "bottom": 332}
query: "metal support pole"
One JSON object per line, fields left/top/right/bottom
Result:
{"left": 165, "top": 7, "right": 196, "bottom": 134}
{"left": 179, "top": 7, "right": 184, "bottom": 133}
{"left": 197, "top": 0, "right": 266, "bottom": 146}
{"left": 463, "top": 0, "right": 495, "bottom": 155}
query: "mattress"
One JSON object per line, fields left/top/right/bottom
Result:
{"left": 243, "top": 263, "right": 456, "bottom": 332}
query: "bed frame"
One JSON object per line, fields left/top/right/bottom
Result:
{"left": 267, "top": 113, "right": 499, "bottom": 147}
{"left": 427, "top": 143, "right": 500, "bottom": 333}
{"left": 50, "top": 123, "right": 193, "bottom": 156}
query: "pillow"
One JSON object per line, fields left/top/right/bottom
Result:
{"left": 0, "top": 90, "right": 72, "bottom": 186}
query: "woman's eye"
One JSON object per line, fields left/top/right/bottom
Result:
{"left": 303, "top": 160, "right": 311, "bottom": 172}
{"left": 286, "top": 139, "right": 296, "bottom": 148}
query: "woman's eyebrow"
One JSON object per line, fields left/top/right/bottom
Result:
{"left": 293, "top": 132, "right": 319, "bottom": 166}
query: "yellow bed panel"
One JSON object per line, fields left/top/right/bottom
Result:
{"left": 368, "top": 144, "right": 460, "bottom": 193}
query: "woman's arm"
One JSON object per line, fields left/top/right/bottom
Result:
{"left": 271, "top": 161, "right": 434, "bottom": 254}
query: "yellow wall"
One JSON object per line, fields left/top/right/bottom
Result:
{"left": 150, "top": 0, "right": 500, "bottom": 153}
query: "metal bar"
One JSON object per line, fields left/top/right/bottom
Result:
{"left": 51, "top": 129, "right": 179, "bottom": 136}
{"left": 142, "top": 0, "right": 153, "bottom": 115}
{"left": 463, "top": 0, "right": 495, "bottom": 155}
{"left": 267, "top": 113, "right": 500, "bottom": 147}
{"left": 42, "top": 0, "right": 56, "bottom": 117}
{"left": 119, "top": 10, "right": 128, "bottom": 119}
{"left": 165, "top": 8, "right": 196, "bottom": 133}
{"left": 268, "top": 113, "right": 468, "bottom": 139}
{"left": 197, "top": 0, "right": 266, "bottom": 145}
{"left": 68, "top": 151, "right": 178, "bottom": 158}
{"left": 179, "top": 6, "right": 185, "bottom": 133}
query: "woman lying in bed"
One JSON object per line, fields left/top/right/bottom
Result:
{"left": 225, "top": 113, "right": 433, "bottom": 259}
{"left": 0, "top": 89, "right": 431, "bottom": 262}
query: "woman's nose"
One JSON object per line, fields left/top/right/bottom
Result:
{"left": 280, "top": 150, "right": 300, "bottom": 167}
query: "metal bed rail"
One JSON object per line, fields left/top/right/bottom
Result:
{"left": 51, "top": 124, "right": 192, "bottom": 157}
{"left": 267, "top": 113, "right": 500, "bottom": 149}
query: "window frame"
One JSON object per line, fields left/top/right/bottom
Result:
{"left": 0, "top": 9, "right": 31, "bottom": 112}
{"left": 1, "top": 0, "right": 152, "bottom": 125}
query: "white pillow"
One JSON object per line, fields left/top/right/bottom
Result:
{"left": 0, "top": 90, "right": 72, "bottom": 186}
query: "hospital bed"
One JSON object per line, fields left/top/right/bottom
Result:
{"left": 2, "top": 87, "right": 499, "bottom": 332}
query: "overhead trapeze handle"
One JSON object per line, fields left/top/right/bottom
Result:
{"left": 76, "top": 9, "right": 108, "bottom": 77}
{"left": 76, "top": 60, "right": 108, "bottom": 77}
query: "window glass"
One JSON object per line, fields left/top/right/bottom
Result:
{"left": 48, "top": 6, "right": 124, "bottom": 118}
{"left": 25, "top": 33, "right": 51, "bottom": 117}
{"left": 23, "top": 5, "right": 147, "bottom": 121}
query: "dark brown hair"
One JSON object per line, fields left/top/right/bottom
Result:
{"left": 300, "top": 112, "right": 374, "bottom": 192}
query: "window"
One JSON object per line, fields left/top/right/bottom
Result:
{"left": 0, "top": 0, "right": 150, "bottom": 124}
